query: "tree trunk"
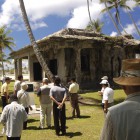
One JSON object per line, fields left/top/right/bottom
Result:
{"left": 87, "top": 0, "right": 93, "bottom": 28}
{"left": 116, "top": 14, "right": 128, "bottom": 34}
{"left": 0, "top": 48, "right": 5, "bottom": 77}
{"left": 104, "top": 2, "right": 121, "bottom": 35}
{"left": 127, "top": 10, "right": 140, "bottom": 36}
{"left": 19, "top": 0, "right": 53, "bottom": 81}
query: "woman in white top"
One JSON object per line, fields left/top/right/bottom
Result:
{"left": 17, "top": 82, "right": 32, "bottom": 129}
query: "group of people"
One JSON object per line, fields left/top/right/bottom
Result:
{"left": 0, "top": 74, "right": 80, "bottom": 139}
{"left": 100, "top": 58, "right": 140, "bottom": 140}
{"left": 37, "top": 76, "right": 80, "bottom": 136}
{"left": 0, "top": 58, "right": 140, "bottom": 140}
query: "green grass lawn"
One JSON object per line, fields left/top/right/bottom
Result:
{"left": 0, "top": 82, "right": 126, "bottom": 140}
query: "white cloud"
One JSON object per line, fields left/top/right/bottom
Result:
{"left": 67, "top": 2, "right": 104, "bottom": 29}
{"left": 0, "top": 0, "right": 104, "bottom": 30}
{"left": 125, "top": 0, "right": 137, "bottom": 10}
{"left": 123, "top": 23, "right": 140, "bottom": 36}
{"left": 0, "top": 0, "right": 86, "bottom": 30}
{"left": 1, "top": 0, "right": 138, "bottom": 37}
{"left": 110, "top": 31, "right": 118, "bottom": 37}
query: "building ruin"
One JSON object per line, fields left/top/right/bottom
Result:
{"left": 10, "top": 28, "right": 140, "bottom": 89}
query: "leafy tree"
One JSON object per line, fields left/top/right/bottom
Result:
{"left": 101, "top": 0, "right": 140, "bottom": 36}
{"left": 86, "top": 0, "right": 104, "bottom": 33}
{"left": 86, "top": 19, "right": 104, "bottom": 33}
{"left": 100, "top": 0, "right": 128, "bottom": 34}
{"left": 0, "top": 25, "right": 15, "bottom": 77}
{"left": 109, "top": 0, "right": 140, "bottom": 36}
{"left": 100, "top": 0, "right": 122, "bottom": 35}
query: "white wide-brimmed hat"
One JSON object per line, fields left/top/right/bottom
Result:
{"left": 101, "top": 76, "right": 108, "bottom": 80}
{"left": 113, "top": 59, "right": 140, "bottom": 86}
{"left": 100, "top": 80, "right": 109, "bottom": 85}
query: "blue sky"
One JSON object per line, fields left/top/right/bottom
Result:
{"left": 0, "top": 0, "right": 140, "bottom": 55}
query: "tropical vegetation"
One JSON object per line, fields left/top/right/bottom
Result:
{"left": 0, "top": 25, "right": 15, "bottom": 77}
{"left": 87, "top": 0, "right": 140, "bottom": 36}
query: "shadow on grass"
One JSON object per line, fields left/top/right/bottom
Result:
{"left": 79, "top": 97, "right": 101, "bottom": 107}
{"left": 26, "top": 126, "right": 39, "bottom": 130}
{"left": 66, "top": 115, "right": 90, "bottom": 120}
{"left": 27, "top": 126, "right": 55, "bottom": 130}
{"left": 28, "top": 119, "right": 39, "bottom": 123}
{"left": 65, "top": 132, "right": 82, "bottom": 138}
{"left": 79, "top": 96, "right": 125, "bottom": 107}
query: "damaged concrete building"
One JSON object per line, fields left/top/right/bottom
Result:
{"left": 10, "top": 28, "right": 140, "bottom": 89}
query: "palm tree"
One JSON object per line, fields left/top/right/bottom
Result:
{"left": 100, "top": 0, "right": 122, "bottom": 35}
{"left": 101, "top": 0, "right": 128, "bottom": 34}
{"left": 110, "top": 0, "right": 140, "bottom": 36}
{"left": 122, "top": 0, "right": 140, "bottom": 36}
{"left": 0, "top": 25, "right": 15, "bottom": 77}
{"left": 101, "top": 0, "right": 140, "bottom": 36}
{"left": 18, "top": 0, "right": 53, "bottom": 81}
{"left": 86, "top": 19, "right": 104, "bottom": 33}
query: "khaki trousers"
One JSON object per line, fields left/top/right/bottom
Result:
{"left": 40, "top": 103, "right": 52, "bottom": 128}
{"left": 70, "top": 93, "right": 80, "bottom": 117}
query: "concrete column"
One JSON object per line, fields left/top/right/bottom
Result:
{"left": 17, "top": 58, "right": 22, "bottom": 76}
{"left": 43, "top": 71, "right": 46, "bottom": 79}
{"left": 75, "top": 48, "right": 81, "bottom": 83}
{"left": 14, "top": 59, "right": 18, "bottom": 80}
{"left": 28, "top": 55, "right": 33, "bottom": 81}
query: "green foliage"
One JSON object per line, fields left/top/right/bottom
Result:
{"left": 86, "top": 19, "right": 104, "bottom": 33}
{"left": 0, "top": 25, "right": 15, "bottom": 76}
{"left": 0, "top": 25, "right": 15, "bottom": 50}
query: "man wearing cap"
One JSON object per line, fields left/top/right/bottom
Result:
{"left": 37, "top": 78, "right": 52, "bottom": 129}
{"left": 0, "top": 94, "right": 27, "bottom": 140}
{"left": 98, "top": 76, "right": 110, "bottom": 96}
{"left": 100, "top": 59, "right": 140, "bottom": 140}
{"left": 17, "top": 82, "right": 32, "bottom": 129}
{"left": 1, "top": 77, "right": 11, "bottom": 110}
{"left": 100, "top": 80, "right": 114, "bottom": 114}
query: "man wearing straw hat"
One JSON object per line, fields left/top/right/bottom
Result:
{"left": 100, "top": 59, "right": 140, "bottom": 140}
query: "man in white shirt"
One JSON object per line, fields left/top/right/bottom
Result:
{"left": 100, "top": 80, "right": 114, "bottom": 114}
{"left": 98, "top": 76, "right": 110, "bottom": 96}
{"left": 0, "top": 94, "right": 27, "bottom": 140}
{"left": 14, "top": 75, "right": 23, "bottom": 95}
{"left": 69, "top": 78, "right": 80, "bottom": 118}
{"left": 100, "top": 58, "right": 140, "bottom": 140}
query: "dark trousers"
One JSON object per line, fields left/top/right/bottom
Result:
{"left": 101, "top": 102, "right": 114, "bottom": 109}
{"left": 23, "top": 107, "right": 29, "bottom": 129}
{"left": 7, "top": 136, "right": 20, "bottom": 140}
{"left": 70, "top": 94, "right": 80, "bottom": 117}
{"left": 1, "top": 96, "right": 7, "bottom": 110}
{"left": 53, "top": 102, "right": 66, "bottom": 134}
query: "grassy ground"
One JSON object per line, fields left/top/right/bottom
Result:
{"left": 0, "top": 82, "right": 126, "bottom": 140}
